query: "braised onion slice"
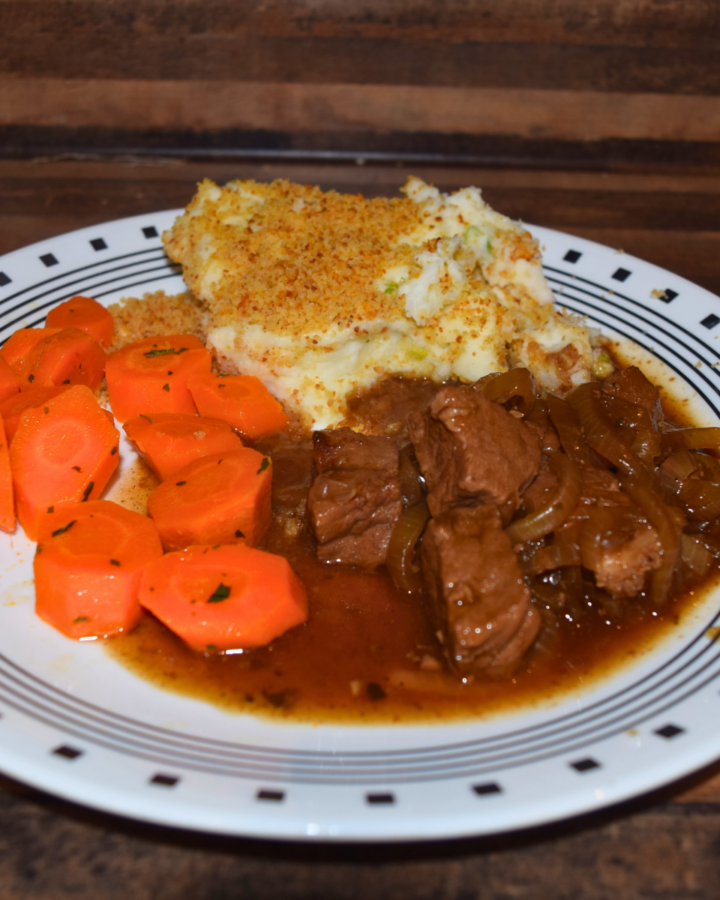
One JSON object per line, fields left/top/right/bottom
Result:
{"left": 660, "top": 448, "right": 698, "bottom": 482}
{"left": 663, "top": 427, "right": 720, "bottom": 454}
{"left": 479, "top": 367, "right": 536, "bottom": 414}
{"left": 523, "top": 537, "right": 582, "bottom": 575}
{"left": 545, "top": 393, "right": 592, "bottom": 466}
{"left": 398, "top": 451, "right": 423, "bottom": 508}
{"left": 386, "top": 502, "right": 430, "bottom": 594}
{"left": 618, "top": 475, "right": 682, "bottom": 605}
{"left": 681, "top": 534, "right": 714, "bottom": 577}
{"left": 678, "top": 479, "right": 720, "bottom": 522}
{"left": 567, "top": 382, "right": 646, "bottom": 480}
{"left": 580, "top": 506, "right": 641, "bottom": 573}
{"left": 506, "top": 453, "right": 582, "bottom": 544}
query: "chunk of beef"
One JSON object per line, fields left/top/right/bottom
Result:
{"left": 581, "top": 507, "right": 662, "bottom": 597}
{"left": 307, "top": 427, "right": 402, "bottom": 569}
{"left": 602, "top": 366, "right": 664, "bottom": 429}
{"left": 421, "top": 505, "right": 540, "bottom": 678}
{"left": 408, "top": 385, "right": 541, "bottom": 516}
{"left": 345, "top": 375, "right": 443, "bottom": 437}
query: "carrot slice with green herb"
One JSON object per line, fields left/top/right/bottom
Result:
{"left": 147, "top": 449, "right": 272, "bottom": 550}
{"left": 138, "top": 543, "right": 308, "bottom": 651}
{"left": 0, "top": 327, "right": 61, "bottom": 372}
{"left": 9, "top": 385, "right": 120, "bottom": 539}
{"left": 0, "top": 357, "right": 22, "bottom": 404}
{"left": 17, "top": 327, "right": 106, "bottom": 392}
{"left": 34, "top": 500, "right": 163, "bottom": 639}
{"left": 0, "top": 414, "right": 15, "bottom": 532}
{"left": 105, "top": 334, "right": 212, "bottom": 423}
{"left": 0, "top": 384, "right": 71, "bottom": 443}
{"left": 187, "top": 372, "right": 289, "bottom": 439}
{"left": 123, "top": 412, "right": 243, "bottom": 481}
{"left": 46, "top": 296, "right": 114, "bottom": 348}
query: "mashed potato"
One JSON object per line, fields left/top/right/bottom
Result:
{"left": 163, "top": 177, "right": 594, "bottom": 429}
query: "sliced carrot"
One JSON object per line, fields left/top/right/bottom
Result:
{"left": 17, "top": 327, "right": 106, "bottom": 392}
{"left": 123, "top": 412, "right": 243, "bottom": 481}
{"left": 9, "top": 385, "right": 120, "bottom": 540}
{"left": 147, "top": 449, "right": 272, "bottom": 551}
{"left": 0, "top": 357, "right": 22, "bottom": 404}
{"left": 187, "top": 372, "right": 289, "bottom": 439}
{"left": 46, "top": 296, "right": 114, "bottom": 348}
{"left": 0, "top": 327, "right": 61, "bottom": 372}
{"left": 34, "top": 500, "right": 163, "bottom": 639}
{"left": 0, "top": 384, "right": 71, "bottom": 442}
{"left": 0, "top": 415, "right": 15, "bottom": 532}
{"left": 105, "top": 334, "right": 212, "bottom": 423}
{"left": 138, "top": 543, "right": 308, "bottom": 651}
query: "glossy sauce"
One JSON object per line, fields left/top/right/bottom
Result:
{"left": 106, "top": 357, "right": 720, "bottom": 724}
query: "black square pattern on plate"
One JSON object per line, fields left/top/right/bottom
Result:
{"left": 660, "top": 288, "right": 678, "bottom": 303}
{"left": 612, "top": 267, "right": 631, "bottom": 282}
{"left": 90, "top": 238, "right": 107, "bottom": 251}
{"left": 40, "top": 253, "right": 59, "bottom": 268}
{"left": 570, "top": 757, "right": 601, "bottom": 773}
{"left": 563, "top": 250, "right": 582, "bottom": 264}
{"left": 257, "top": 789, "right": 285, "bottom": 802}
{"left": 0, "top": 273, "right": 10, "bottom": 287}
{"left": 52, "top": 744, "right": 83, "bottom": 760}
{"left": 366, "top": 792, "right": 395, "bottom": 805}
{"left": 142, "top": 226, "right": 158, "bottom": 239}
{"left": 150, "top": 773, "right": 180, "bottom": 787}
{"left": 655, "top": 724, "right": 685, "bottom": 740}
{"left": 473, "top": 782, "right": 502, "bottom": 796}
{"left": 701, "top": 314, "right": 720, "bottom": 330}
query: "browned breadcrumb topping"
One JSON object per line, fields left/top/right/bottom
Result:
{"left": 163, "top": 179, "right": 423, "bottom": 336}
{"left": 107, "top": 291, "right": 207, "bottom": 353}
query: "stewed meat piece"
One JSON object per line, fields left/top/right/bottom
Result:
{"left": 308, "top": 427, "right": 402, "bottom": 569}
{"left": 580, "top": 506, "right": 662, "bottom": 597}
{"left": 602, "top": 366, "right": 664, "bottom": 429}
{"left": 421, "top": 505, "right": 540, "bottom": 678}
{"left": 408, "top": 385, "right": 541, "bottom": 516}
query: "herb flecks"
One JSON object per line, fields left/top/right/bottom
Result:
{"left": 143, "top": 347, "right": 189, "bottom": 358}
{"left": 257, "top": 457, "right": 270, "bottom": 475}
{"left": 207, "top": 583, "right": 231, "bottom": 604}
{"left": 109, "top": 559, "right": 120, "bottom": 566}
{"left": 73, "top": 616, "right": 89, "bottom": 624}
{"left": 52, "top": 520, "right": 76, "bottom": 537}
{"left": 81, "top": 481, "right": 94, "bottom": 502}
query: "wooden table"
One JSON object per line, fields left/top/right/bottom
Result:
{"left": 1, "top": 156, "right": 720, "bottom": 899}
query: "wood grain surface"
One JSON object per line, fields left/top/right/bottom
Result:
{"left": 2, "top": 0, "right": 719, "bottom": 165}
{"left": 2, "top": 164, "right": 720, "bottom": 900}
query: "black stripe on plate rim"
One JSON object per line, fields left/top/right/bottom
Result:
{"left": 0, "top": 262, "right": 181, "bottom": 336}
{"left": 544, "top": 264, "right": 720, "bottom": 364}
{"left": 546, "top": 279, "right": 720, "bottom": 417}
{"left": 0, "top": 610, "right": 719, "bottom": 779}
{"left": 3, "top": 646, "right": 720, "bottom": 785}
{"left": 0, "top": 247, "right": 168, "bottom": 306}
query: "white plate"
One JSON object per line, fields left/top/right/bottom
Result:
{"left": 1, "top": 212, "right": 720, "bottom": 842}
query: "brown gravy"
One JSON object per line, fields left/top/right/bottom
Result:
{"left": 106, "top": 370, "right": 718, "bottom": 725}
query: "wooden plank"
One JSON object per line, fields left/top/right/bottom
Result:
{"left": 0, "top": 780, "right": 719, "bottom": 899}
{"left": 3, "top": 80, "right": 720, "bottom": 143}
{"left": 2, "top": 33, "right": 719, "bottom": 94}
{"left": 2, "top": 0, "right": 718, "bottom": 50}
